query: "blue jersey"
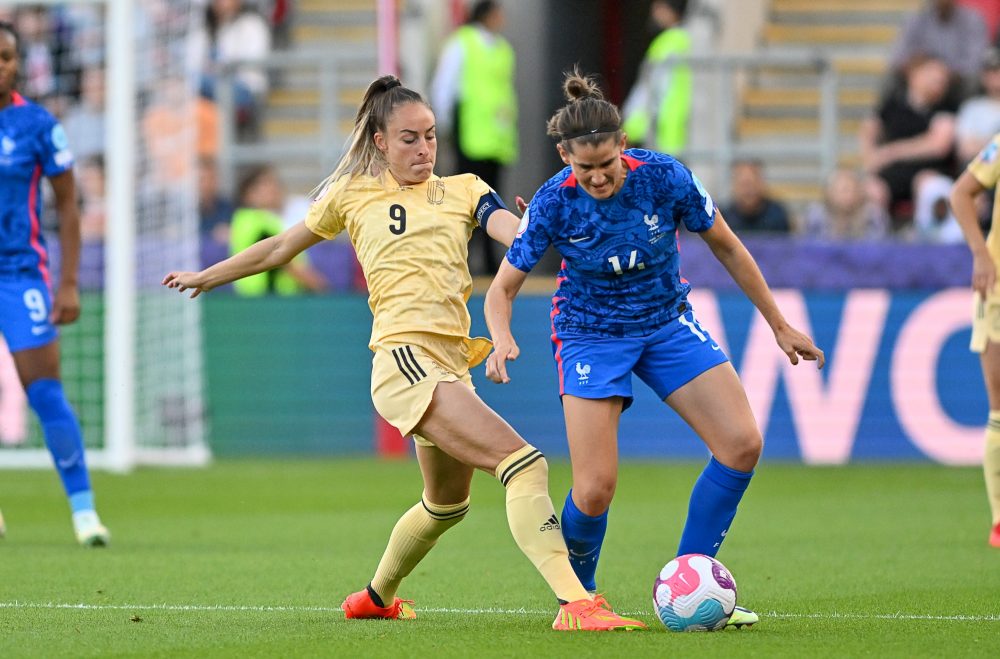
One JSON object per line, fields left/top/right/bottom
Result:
{"left": 506, "top": 148, "right": 716, "bottom": 338}
{"left": 0, "top": 92, "right": 75, "bottom": 283}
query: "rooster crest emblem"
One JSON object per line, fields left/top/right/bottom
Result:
{"left": 575, "top": 362, "right": 591, "bottom": 382}
{"left": 643, "top": 214, "right": 659, "bottom": 231}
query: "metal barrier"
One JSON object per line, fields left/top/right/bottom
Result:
{"left": 625, "top": 52, "right": 842, "bottom": 192}
{"left": 214, "top": 49, "right": 376, "bottom": 195}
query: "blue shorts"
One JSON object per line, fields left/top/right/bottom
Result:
{"left": 551, "top": 310, "right": 729, "bottom": 410}
{"left": 0, "top": 278, "right": 58, "bottom": 352}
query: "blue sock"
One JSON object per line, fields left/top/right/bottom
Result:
{"left": 677, "top": 457, "right": 753, "bottom": 557}
{"left": 27, "top": 379, "right": 92, "bottom": 502}
{"left": 560, "top": 490, "right": 608, "bottom": 592}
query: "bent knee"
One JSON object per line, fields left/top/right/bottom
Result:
{"left": 717, "top": 432, "right": 762, "bottom": 472}
{"left": 571, "top": 477, "right": 617, "bottom": 516}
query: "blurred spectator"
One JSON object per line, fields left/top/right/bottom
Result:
{"left": 16, "top": 7, "right": 61, "bottom": 101}
{"left": 860, "top": 55, "right": 958, "bottom": 228}
{"left": 77, "top": 154, "right": 106, "bottom": 242}
{"left": 430, "top": 0, "right": 517, "bottom": 275}
{"left": 199, "top": 155, "right": 236, "bottom": 244}
{"left": 802, "top": 168, "right": 890, "bottom": 241}
{"left": 890, "top": 0, "right": 988, "bottom": 89}
{"left": 190, "top": 0, "right": 272, "bottom": 135}
{"left": 229, "top": 165, "right": 327, "bottom": 296}
{"left": 720, "top": 159, "right": 792, "bottom": 233}
{"left": 143, "top": 78, "right": 220, "bottom": 187}
{"left": 61, "top": 67, "right": 104, "bottom": 161}
{"left": 911, "top": 170, "right": 966, "bottom": 242}
{"left": 956, "top": 47, "right": 1000, "bottom": 165}
{"left": 622, "top": 0, "right": 692, "bottom": 153}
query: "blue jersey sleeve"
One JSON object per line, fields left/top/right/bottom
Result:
{"left": 675, "top": 167, "right": 716, "bottom": 233}
{"left": 38, "top": 116, "right": 74, "bottom": 177}
{"left": 505, "top": 198, "right": 552, "bottom": 273}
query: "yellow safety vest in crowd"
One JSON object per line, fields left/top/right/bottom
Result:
{"left": 623, "top": 26, "right": 692, "bottom": 153}
{"left": 456, "top": 25, "right": 518, "bottom": 164}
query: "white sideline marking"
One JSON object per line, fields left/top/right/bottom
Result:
{"left": 0, "top": 601, "right": 998, "bottom": 622}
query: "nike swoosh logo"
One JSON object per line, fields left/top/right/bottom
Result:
{"left": 568, "top": 236, "right": 590, "bottom": 243}
{"left": 57, "top": 451, "right": 80, "bottom": 469}
{"left": 31, "top": 326, "right": 48, "bottom": 335}
{"left": 711, "top": 344, "right": 720, "bottom": 351}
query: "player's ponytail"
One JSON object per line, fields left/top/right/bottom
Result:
{"left": 311, "top": 75, "right": 428, "bottom": 198}
{"left": 546, "top": 68, "right": 622, "bottom": 151}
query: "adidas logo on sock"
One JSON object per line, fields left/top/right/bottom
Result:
{"left": 539, "top": 514, "right": 561, "bottom": 532}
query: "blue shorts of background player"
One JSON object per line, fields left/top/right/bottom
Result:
{"left": 0, "top": 278, "right": 59, "bottom": 351}
{"left": 554, "top": 310, "right": 729, "bottom": 410}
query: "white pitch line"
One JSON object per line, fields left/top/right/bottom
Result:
{"left": 1, "top": 601, "right": 998, "bottom": 622}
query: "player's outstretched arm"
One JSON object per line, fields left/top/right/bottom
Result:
{"left": 484, "top": 259, "right": 529, "bottom": 383}
{"left": 700, "top": 211, "right": 825, "bottom": 369}
{"left": 950, "top": 169, "right": 994, "bottom": 299}
{"left": 163, "top": 221, "right": 324, "bottom": 298}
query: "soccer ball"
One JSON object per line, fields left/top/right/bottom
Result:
{"left": 653, "top": 553, "right": 738, "bottom": 631}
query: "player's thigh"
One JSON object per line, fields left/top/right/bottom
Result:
{"left": 415, "top": 443, "right": 474, "bottom": 505}
{"left": 981, "top": 341, "right": 1000, "bottom": 410}
{"left": 563, "top": 394, "right": 622, "bottom": 511}
{"left": 414, "top": 380, "right": 527, "bottom": 473}
{"left": 0, "top": 279, "right": 60, "bottom": 385}
{"left": 11, "top": 341, "right": 61, "bottom": 386}
{"left": 665, "top": 361, "right": 762, "bottom": 471}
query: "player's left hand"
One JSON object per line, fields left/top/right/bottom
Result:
{"left": 51, "top": 284, "right": 80, "bottom": 325}
{"left": 485, "top": 340, "right": 520, "bottom": 384}
{"left": 515, "top": 196, "right": 528, "bottom": 215}
{"left": 775, "top": 326, "right": 825, "bottom": 369}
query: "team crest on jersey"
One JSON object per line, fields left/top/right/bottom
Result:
{"left": 1, "top": 135, "right": 14, "bottom": 155}
{"left": 575, "top": 362, "right": 591, "bottom": 384}
{"left": 982, "top": 141, "right": 999, "bottom": 164}
{"left": 644, "top": 213, "right": 666, "bottom": 243}
{"left": 426, "top": 179, "right": 445, "bottom": 205}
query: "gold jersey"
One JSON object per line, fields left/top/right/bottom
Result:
{"left": 305, "top": 170, "right": 493, "bottom": 347}
{"left": 967, "top": 134, "right": 1000, "bottom": 279}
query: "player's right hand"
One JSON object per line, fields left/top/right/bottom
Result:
{"left": 162, "top": 271, "right": 209, "bottom": 298}
{"left": 485, "top": 340, "right": 520, "bottom": 384}
{"left": 972, "top": 253, "right": 997, "bottom": 299}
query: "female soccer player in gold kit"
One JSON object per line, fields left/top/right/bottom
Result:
{"left": 164, "top": 76, "right": 645, "bottom": 631}
{"left": 951, "top": 132, "right": 1000, "bottom": 549}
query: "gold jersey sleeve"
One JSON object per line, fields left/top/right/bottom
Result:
{"left": 967, "top": 134, "right": 1000, "bottom": 271}
{"left": 306, "top": 170, "right": 493, "bottom": 347}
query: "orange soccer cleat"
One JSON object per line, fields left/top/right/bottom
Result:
{"left": 341, "top": 587, "right": 416, "bottom": 620}
{"left": 552, "top": 597, "right": 647, "bottom": 631}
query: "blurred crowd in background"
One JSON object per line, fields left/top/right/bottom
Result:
{"left": 7, "top": 0, "right": 1000, "bottom": 294}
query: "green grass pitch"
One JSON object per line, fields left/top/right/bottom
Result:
{"left": 1, "top": 459, "right": 998, "bottom": 658}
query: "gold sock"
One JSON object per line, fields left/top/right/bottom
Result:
{"left": 370, "top": 494, "right": 469, "bottom": 604}
{"left": 496, "top": 445, "right": 590, "bottom": 604}
{"left": 986, "top": 412, "right": 1000, "bottom": 526}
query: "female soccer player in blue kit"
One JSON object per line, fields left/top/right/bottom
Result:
{"left": 0, "top": 22, "right": 109, "bottom": 545}
{"left": 485, "top": 71, "right": 824, "bottom": 626}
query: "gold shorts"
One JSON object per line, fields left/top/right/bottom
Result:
{"left": 370, "top": 333, "right": 492, "bottom": 444}
{"left": 971, "top": 293, "right": 1000, "bottom": 353}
